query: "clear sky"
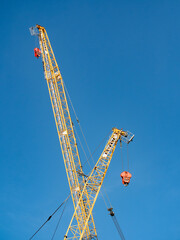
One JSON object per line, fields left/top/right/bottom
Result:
{"left": 0, "top": 0, "right": 180, "bottom": 239}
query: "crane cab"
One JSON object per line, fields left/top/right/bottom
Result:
{"left": 34, "top": 48, "right": 41, "bottom": 58}
{"left": 120, "top": 171, "right": 132, "bottom": 186}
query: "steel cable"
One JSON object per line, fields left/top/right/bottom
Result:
{"left": 108, "top": 208, "right": 126, "bottom": 240}
{"left": 51, "top": 196, "right": 69, "bottom": 240}
{"left": 29, "top": 195, "right": 70, "bottom": 240}
{"left": 112, "top": 215, "right": 126, "bottom": 240}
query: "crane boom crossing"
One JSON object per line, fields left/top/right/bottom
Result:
{"left": 65, "top": 128, "right": 132, "bottom": 240}
{"left": 30, "top": 25, "right": 134, "bottom": 240}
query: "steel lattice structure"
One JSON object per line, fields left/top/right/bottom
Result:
{"left": 30, "top": 25, "right": 134, "bottom": 240}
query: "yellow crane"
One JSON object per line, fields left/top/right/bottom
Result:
{"left": 30, "top": 25, "right": 134, "bottom": 240}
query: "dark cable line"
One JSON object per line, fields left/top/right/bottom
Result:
{"left": 51, "top": 196, "right": 69, "bottom": 240}
{"left": 120, "top": 140, "right": 123, "bottom": 171}
{"left": 64, "top": 82, "right": 116, "bottom": 211}
{"left": 83, "top": 130, "right": 112, "bottom": 168}
{"left": 108, "top": 208, "right": 126, "bottom": 240}
{"left": 112, "top": 215, "right": 126, "bottom": 240}
{"left": 73, "top": 126, "right": 92, "bottom": 170}
{"left": 64, "top": 77, "right": 126, "bottom": 240}
{"left": 64, "top": 81, "right": 112, "bottom": 170}
{"left": 127, "top": 144, "right": 129, "bottom": 171}
{"left": 29, "top": 195, "right": 70, "bottom": 240}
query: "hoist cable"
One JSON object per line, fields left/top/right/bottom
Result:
{"left": 29, "top": 195, "right": 70, "bottom": 240}
{"left": 64, "top": 82, "right": 114, "bottom": 214}
{"left": 127, "top": 144, "right": 129, "bottom": 172}
{"left": 65, "top": 84, "right": 124, "bottom": 238}
{"left": 74, "top": 126, "right": 92, "bottom": 170}
{"left": 108, "top": 208, "right": 125, "bottom": 240}
{"left": 64, "top": 82, "right": 107, "bottom": 167}
{"left": 103, "top": 187, "right": 113, "bottom": 208}
{"left": 35, "top": 35, "right": 38, "bottom": 48}
{"left": 112, "top": 215, "right": 126, "bottom": 240}
{"left": 83, "top": 130, "right": 112, "bottom": 168}
{"left": 64, "top": 83, "right": 91, "bottom": 158}
{"left": 51, "top": 196, "right": 69, "bottom": 240}
{"left": 65, "top": 83, "right": 126, "bottom": 240}
{"left": 100, "top": 191, "right": 109, "bottom": 209}
{"left": 120, "top": 140, "right": 123, "bottom": 171}
{"left": 78, "top": 128, "right": 113, "bottom": 208}
{"left": 63, "top": 82, "right": 93, "bottom": 170}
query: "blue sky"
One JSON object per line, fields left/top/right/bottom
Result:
{"left": 0, "top": 0, "right": 180, "bottom": 239}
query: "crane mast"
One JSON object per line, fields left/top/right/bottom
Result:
{"left": 30, "top": 25, "right": 134, "bottom": 240}
{"left": 34, "top": 25, "right": 97, "bottom": 239}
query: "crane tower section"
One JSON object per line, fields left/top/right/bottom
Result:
{"left": 30, "top": 24, "right": 97, "bottom": 239}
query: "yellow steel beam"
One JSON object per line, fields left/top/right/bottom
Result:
{"left": 31, "top": 25, "right": 134, "bottom": 240}
{"left": 36, "top": 25, "right": 97, "bottom": 239}
{"left": 65, "top": 128, "right": 128, "bottom": 240}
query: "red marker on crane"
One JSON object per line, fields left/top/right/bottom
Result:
{"left": 34, "top": 48, "right": 41, "bottom": 58}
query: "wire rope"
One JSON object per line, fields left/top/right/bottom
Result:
{"left": 73, "top": 126, "right": 92, "bottom": 170}
{"left": 64, "top": 81, "right": 118, "bottom": 219}
{"left": 108, "top": 208, "right": 126, "bottom": 240}
{"left": 51, "top": 196, "right": 69, "bottom": 240}
{"left": 120, "top": 140, "right": 123, "bottom": 171}
{"left": 63, "top": 82, "right": 93, "bottom": 170}
{"left": 112, "top": 215, "right": 126, "bottom": 240}
{"left": 82, "top": 130, "right": 112, "bottom": 168}
{"left": 29, "top": 195, "right": 70, "bottom": 240}
{"left": 63, "top": 75, "right": 128, "bottom": 240}
{"left": 127, "top": 144, "right": 129, "bottom": 172}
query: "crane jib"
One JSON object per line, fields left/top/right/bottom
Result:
{"left": 30, "top": 24, "right": 134, "bottom": 240}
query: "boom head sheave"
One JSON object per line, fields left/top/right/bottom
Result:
{"left": 112, "top": 127, "right": 134, "bottom": 144}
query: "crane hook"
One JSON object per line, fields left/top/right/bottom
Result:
{"left": 120, "top": 171, "right": 132, "bottom": 186}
